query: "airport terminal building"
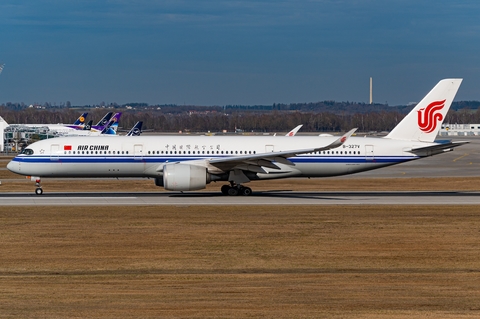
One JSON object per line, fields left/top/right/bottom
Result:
{"left": 439, "top": 124, "right": 480, "bottom": 136}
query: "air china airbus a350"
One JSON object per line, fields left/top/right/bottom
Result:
{"left": 8, "top": 79, "right": 466, "bottom": 196}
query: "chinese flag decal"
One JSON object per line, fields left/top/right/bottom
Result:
{"left": 64, "top": 145, "right": 72, "bottom": 151}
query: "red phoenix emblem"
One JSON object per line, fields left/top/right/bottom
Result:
{"left": 417, "top": 100, "right": 445, "bottom": 133}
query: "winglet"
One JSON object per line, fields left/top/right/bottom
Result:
{"left": 285, "top": 124, "right": 303, "bottom": 136}
{"left": 331, "top": 128, "right": 357, "bottom": 148}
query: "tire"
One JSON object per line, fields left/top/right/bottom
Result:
{"left": 227, "top": 187, "right": 239, "bottom": 196}
{"left": 221, "top": 185, "right": 230, "bottom": 195}
{"left": 35, "top": 188, "right": 43, "bottom": 195}
{"left": 241, "top": 187, "right": 252, "bottom": 196}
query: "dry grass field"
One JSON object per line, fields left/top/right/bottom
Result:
{"left": 1, "top": 157, "right": 480, "bottom": 318}
{"left": 0, "top": 205, "right": 479, "bottom": 318}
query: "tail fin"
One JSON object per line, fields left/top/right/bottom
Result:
{"left": 100, "top": 112, "right": 122, "bottom": 135}
{"left": 0, "top": 116, "right": 8, "bottom": 126}
{"left": 95, "top": 112, "right": 113, "bottom": 126}
{"left": 385, "top": 79, "right": 462, "bottom": 142}
{"left": 127, "top": 121, "right": 143, "bottom": 136}
{"left": 83, "top": 120, "right": 93, "bottom": 130}
{"left": 73, "top": 112, "right": 88, "bottom": 125}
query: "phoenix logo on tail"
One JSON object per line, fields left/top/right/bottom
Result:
{"left": 417, "top": 100, "right": 445, "bottom": 133}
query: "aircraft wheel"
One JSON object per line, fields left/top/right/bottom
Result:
{"left": 240, "top": 187, "right": 252, "bottom": 196}
{"left": 35, "top": 187, "right": 43, "bottom": 195}
{"left": 227, "top": 187, "right": 239, "bottom": 196}
{"left": 221, "top": 185, "right": 230, "bottom": 195}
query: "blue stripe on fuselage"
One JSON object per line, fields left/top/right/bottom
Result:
{"left": 11, "top": 155, "right": 418, "bottom": 165}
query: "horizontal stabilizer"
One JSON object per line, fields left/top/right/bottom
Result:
{"left": 409, "top": 140, "right": 469, "bottom": 156}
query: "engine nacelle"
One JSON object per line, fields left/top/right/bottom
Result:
{"left": 162, "top": 163, "right": 210, "bottom": 191}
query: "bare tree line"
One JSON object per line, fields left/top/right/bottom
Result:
{"left": 1, "top": 106, "right": 479, "bottom": 133}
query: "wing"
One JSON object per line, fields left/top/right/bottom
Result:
{"left": 205, "top": 128, "right": 357, "bottom": 174}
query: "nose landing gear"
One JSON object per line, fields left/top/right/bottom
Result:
{"left": 33, "top": 177, "right": 43, "bottom": 195}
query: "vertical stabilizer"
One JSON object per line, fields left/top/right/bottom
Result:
{"left": 73, "top": 112, "right": 88, "bottom": 125}
{"left": 385, "top": 79, "right": 462, "bottom": 142}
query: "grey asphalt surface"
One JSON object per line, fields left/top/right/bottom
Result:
{"left": 1, "top": 190, "right": 479, "bottom": 206}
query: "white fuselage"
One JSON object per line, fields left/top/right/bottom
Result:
{"left": 7, "top": 135, "right": 426, "bottom": 180}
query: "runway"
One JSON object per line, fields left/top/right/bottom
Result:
{"left": 1, "top": 190, "right": 480, "bottom": 205}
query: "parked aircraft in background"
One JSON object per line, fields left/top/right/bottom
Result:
{"left": 65, "top": 112, "right": 112, "bottom": 132}
{"left": 8, "top": 79, "right": 466, "bottom": 196}
{"left": 5, "top": 112, "right": 89, "bottom": 135}
{"left": 64, "top": 112, "right": 122, "bottom": 136}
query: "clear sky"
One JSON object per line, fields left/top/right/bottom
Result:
{"left": 1, "top": 0, "right": 480, "bottom": 106}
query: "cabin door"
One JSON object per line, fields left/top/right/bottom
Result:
{"left": 134, "top": 144, "right": 143, "bottom": 160}
{"left": 365, "top": 145, "right": 374, "bottom": 161}
{"left": 265, "top": 145, "right": 274, "bottom": 153}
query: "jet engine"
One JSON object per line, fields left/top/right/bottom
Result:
{"left": 158, "top": 163, "right": 210, "bottom": 191}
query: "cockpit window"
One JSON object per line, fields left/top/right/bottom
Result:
{"left": 22, "top": 148, "right": 34, "bottom": 155}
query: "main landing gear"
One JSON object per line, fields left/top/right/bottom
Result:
{"left": 221, "top": 183, "right": 252, "bottom": 196}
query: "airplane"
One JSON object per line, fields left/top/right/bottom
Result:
{"left": 65, "top": 111, "right": 110, "bottom": 130}
{"left": 7, "top": 79, "right": 467, "bottom": 196}
{"left": 6, "top": 112, "right": 89, "bottom": 134}
{"left": 57, "top": 112, "right": 122, "bottom": 136}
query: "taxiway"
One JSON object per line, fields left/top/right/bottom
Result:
{"left": 1, "top": 190, "right": 479, "bottom": 206}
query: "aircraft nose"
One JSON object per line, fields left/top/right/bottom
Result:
{"left": 7, "top": 160, "right": 20, "bottom": 174}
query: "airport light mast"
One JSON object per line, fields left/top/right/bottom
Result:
{"left": 369, "top": 77, "right": 373, "bottom": 104}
